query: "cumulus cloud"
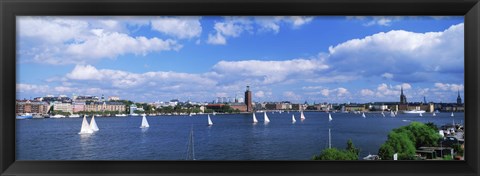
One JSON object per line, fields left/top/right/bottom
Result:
{"left": 66, "top": 30, "right": 181, "bottom": 59}
{"left": 211, "top": 58, "right": 329, "bottom": 84}
{"left": 18, "top": 16, "right": 183, "bottom": 65}
{"left": 360, "top": 89, "right": 375, "bottom": 96}
{"left": 64, "top": 65, "right": 217, "bottom": 90}
{"left": 434, "top": 83, "right": 464, "bottom": 91}
{"left": 151, "top": 16, "right": 202, "bottom": 39}
{"left": 326, "top": 23, "right": 464, "bottom": 83}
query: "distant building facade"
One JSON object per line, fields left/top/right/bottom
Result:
{"left": 15, "top": 100, "right": 49, "bottom": 114}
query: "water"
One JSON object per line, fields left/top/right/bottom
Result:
{"left": 16, "top": 112, "right": 464, "bottom": 160}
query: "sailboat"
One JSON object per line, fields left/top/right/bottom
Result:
{"left": 390, "top": 111, "right": 395, "bottom": 117}
{"left": 328, "top": 113, "right": 333, "bottom": 122}
{"left": 362, "top": 112, "right": 366, "bottom": 118}
{"left": 264, "top": 112, "right": 270, "bottom": 124}
{"left": 381, "top": 111, "right": 385, "bottom": 117}
{"left": 300, "top": 111, "right": 306, "bottom": 120}
{"left": 433, "top": 112, "right": 436, "bottom": 116}
{"left": 78, "top": 115, "right": 93, "bottom": 134}
{"left": 419, "top": 113, "right": 423, "bottom": 117}
{"left": 451, "top": 112, "right": 454, "bottom": 117}
{"left": 292, "top": 114, "right": 296, "bottom": 123}
{"left": 207, "top": 115, "right": 213, "bottom": 126}
{"left": 140, "top": 114, "right": 150, "bottom": 128}
{"left": 252, "top": 113, "right": 258, "bottom": 123}
{"left": 90, "top": 115, "right": 99, "bottom": 132}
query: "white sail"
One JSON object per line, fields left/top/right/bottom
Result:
{"left": 300, "top": 111, "right": 306, "bottom": 120}
{"left": 78, "top": 115, "right": 93, "bottom": 134}
{"left": 207, "top": 115, "right": 213, "bottom": 126}
{"left": 433, "top": 112, "right": 436, "bottom": 116}
{"left": 390, "top": 111, "right": 395, "bottom": 117}
{"left": 362, "top": 112, "right": 366, "bottom": 118}
{"left": 381, "top": 111, "right": 385, "bottom": 117}
{"left": 264, "top": 112, "right": 270, "bottom": 123}
{"left": 419, "top": 113, "right": 423, "bottom": 117}
{"left": 90, "top": 115, "right": 99, "bottom": 131}
{"left": 292, "top": 114, "right": 296, "bottom": 123}
{"left": 451, "top": 112, "right": 454, "bottom": 117}
{"left": 140, "top": 114, "right": 150, "bottom": 128}
{"left": 253, "top": 113, "right": 258, "bottom": 123}
{"left": 328, "top": 113, "right": 333, "bottom": 122}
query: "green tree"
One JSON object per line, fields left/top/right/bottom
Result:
{"left": 346, "top": 139, "right": 360, "bottom": 156}
{"left": 313, "top": 140, "right": 360, "bottom": 160}
{"left": 312, "top": 148, "right": 358, "bottom": 160}
{"left": 378, "top": 122, "right": 441, "bottom": 160}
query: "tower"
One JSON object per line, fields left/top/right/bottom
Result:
{"left": 457, "top": 90, "right": 462, "bottom": 105}
{"left": 400, "top": 86, "right": 407, "bottom": 104}
{"left": 245, "top": 86, "right": 252, "bottom": 112}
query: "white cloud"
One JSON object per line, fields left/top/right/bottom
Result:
{"left": 434, "top": 83, "right": 464, "bottom": 91}
{"left": 336, "top": 87, "right": 349, "bottom": 96}
{"left": 320, "top": 89, "right": 330, "bottom": 96}
{"left": 66, "top": 65, "right": 102, "bottom": 80}
{"left": 326, "top": 23, "right": 464, "bottom": 83}
{"left": 18, "top": 17, "right": 90, "bottom": 44}
{"left": 394, "top": 83, "right": 412, "bottom": 90}
{"left": 151, "top": 16, "right": 202, "bottom": 39}
{"left": 283, "top": 91, "right": 301, "bottom": 101}
{"left": 64, "top": 65, "right": 217, "bottom": 90}
{"left": 212, "top": 58, "right": 328, "bottom": 84}
{"left": 65, "top": 30, "right": 181, "bottom": 60}
{"left": 18, "top": 16, "right": 183, "bottom": 65}
{"left": 207, "top": 16, "right": 314, "bottom": 45}
{"left": 207, "top": 33, "right": 227, "bottom": 45}
{"left": 381, "top": 73, "right": 394, "bottom": 79}
{"left": 360, "top": 89, "right": 375, "bottom": 96}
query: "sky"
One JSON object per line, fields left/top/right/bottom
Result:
{"left": 16, "top": 16, "right": 464, "bottom": 104}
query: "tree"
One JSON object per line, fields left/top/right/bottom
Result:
{"left": 378, "top": 122, "right": 441, "bottom": 160}
{"left": 313, "top": 140, "right": 360, "bottom": 160}
{"left": 346, "top": 139, "right": 360, "bottom": 156}
{"left": 378, "top": 132, "right": 416, "bottom": 160}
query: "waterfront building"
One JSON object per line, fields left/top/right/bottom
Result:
{"left": 245, "top": 86, "right": 252, "bottom": 112}
{"left": 85, "top": 101, "right": 126, "bottom": 113}
{"left": 72, "top": 101, "right": 86, "bottom": 113}
{"left": 229, "top": 103, "right": 248, "bottom": 112}
{"left": 15, "top": 100, "right": 49, "bottom": 115}
{"left": 344, "top": 104, "right": 367, "bottom": 112}
{"left": 129, "top": 104, "right": 138, "bottom": 115}
{"left": 53, "top": 102, "right": 73, "bottom": 114}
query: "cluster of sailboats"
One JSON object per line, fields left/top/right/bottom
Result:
{"left": 79, "top": 114, "right": 150, "bottom": 134}
{"left": 78, "top": 115, "right": 99, "bottom": 134}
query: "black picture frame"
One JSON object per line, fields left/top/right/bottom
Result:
{"left": 1, "top": 0, "right": 479, "bottom": 175}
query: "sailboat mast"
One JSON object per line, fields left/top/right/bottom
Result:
{"left": 191, "top": 127, "right": 195, "bottom": 160}
{"left": 329, "top": 128, "right": 331, "bottom": 149}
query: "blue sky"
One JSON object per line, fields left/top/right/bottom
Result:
{"left": 16, "top": 16, "right": 464, "bottom": 103}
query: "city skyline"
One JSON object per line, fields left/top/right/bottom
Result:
{"left": 17, "top": 16, "right": 464, "bottom": 103}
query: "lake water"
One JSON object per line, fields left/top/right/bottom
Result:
{"left": 16, "top": 112, "right": 464, "bottom": 160}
